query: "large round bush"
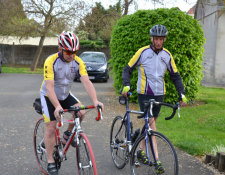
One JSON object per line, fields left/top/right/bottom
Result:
{"left": 109, "top": 8, "right": 205, "bottom": 103}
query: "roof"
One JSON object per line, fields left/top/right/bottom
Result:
{"left": 187, "top": 4, "right": 197, "bottom": 15}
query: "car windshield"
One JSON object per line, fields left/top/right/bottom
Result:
{"left": 79, "top": 53, "right": 106, "bottom": 63}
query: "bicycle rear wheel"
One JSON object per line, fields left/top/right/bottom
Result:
{"left": 130, "top": 131, "right": 178, "bottom": 175}
{"left": 110, "top": 116, "right": 128, "bottom": 169}
{"left": 33, "top": 118, "right": 48, "bottom": 174}
{"left": 76, "top": 133, "right": 97, "bottom": 175}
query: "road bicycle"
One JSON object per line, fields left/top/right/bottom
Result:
{"left": 33, "top": 104, "right": 102, "bottom": 175}
{"left": 110, "top": 90, "right": 180, "bottom": 175}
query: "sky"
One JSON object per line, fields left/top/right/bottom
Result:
{"left": 93, "top": 0, "right": 197, "bottom": 13}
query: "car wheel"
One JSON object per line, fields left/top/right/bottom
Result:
{"left": 103, "top": 78, "right": 108, "bottom": 83}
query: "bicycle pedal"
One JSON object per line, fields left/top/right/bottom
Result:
{"left": 115, "top": 138, "right": 123, "bottom": 144}
{"left": 134, "top": 161, "right": 140, "bottom": 168}
{"left": 36, "top": 148, "right": 42, "bottom": 154}
{"left": 63, "top": 155, "right": 67, "bottom": 161}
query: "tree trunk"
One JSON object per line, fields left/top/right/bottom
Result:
{"left": 205, "top": 154, "right": 214, "bottom": 164}
{"left": 215, "top": 152, "right": 223, "bottom": 169}
{"left": 122, "top": 0, "right": 133, "bottom": 17}
{"left": 123, "top": 0, "right": 129, "bottom": 16}
{"left": 30, "top": 36, "right": 46, "bottom": 71}
{"left": 194, "top": 0, "right": 200, "bottom": 19}
{"left": 218, "top": 153, "right": 225, "bottom": 172}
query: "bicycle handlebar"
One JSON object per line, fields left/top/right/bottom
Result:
{"left": 160, "top": 102, "right": 180, "bottom": 120}
{"left": 137, "top": 99, "right": 180, "bottom": 120}
{"left": 58, "top": 104, "right": 103, "bottom": 127}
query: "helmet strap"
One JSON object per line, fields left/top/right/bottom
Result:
{"left": 61, "top": 50, "right": 69, "bottom": 63}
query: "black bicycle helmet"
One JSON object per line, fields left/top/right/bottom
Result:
{"left": 150, "top": 25, "right": 168, "bottom": 37}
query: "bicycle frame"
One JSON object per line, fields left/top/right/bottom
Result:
{"left": 37, "top": 116, "right": 82, "bottom": 161}
{"left": 56, "top": 117, "right": 81, "bottom": 158}
{"left": 38, "top": 104, "right": 102, "bottom": 160}
{"left": 114, "top": 97, "right": 180, "bottom": 166}
{"left": 114, "top": 97, "right": 143, "bottom": 155}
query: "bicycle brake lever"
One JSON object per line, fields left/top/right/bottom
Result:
{"left": 150, "top": 102, "right": 153, "bottom": 116}
{"left": 96, "top": 104, "right": 103, "bottom": 121}
{"left": 178, "top": 106, "right": 180, "bottom": 118}
{"left": 99, "top": 108, "right": 103, "bottom": 120}
{"left": 59, "top": 109, "right": 64, "bottom": 126}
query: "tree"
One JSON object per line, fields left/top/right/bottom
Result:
{"left": 21, "top": 0, "right": 86, "bottom": 71}
{"left": 76, "top": 2, "right": 121, "bottom": 45}
{"left": 122, "top": 0, "right": 167, "bottom": 16}
{"left": 122, "top": 0, "right": 134, "bottom": 16}
{"left": 110, "top": 8, "right": 205, "bottom": 103}
{"left": 0, "top": 0, "right": 38, "bottom": 37}
{"left": 194, "top": 0, "right": 225, "bottom": 19}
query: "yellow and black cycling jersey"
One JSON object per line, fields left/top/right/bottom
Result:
{"left": 40, "top": 52, "right": 87, "bottom": 100}
{"left": 123, "top": 45, "right": 185, "bottom": 96}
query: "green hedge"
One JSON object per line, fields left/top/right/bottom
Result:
{"left": 109, "top": 8, "right": 205, "bottom": 103}
{"left": 80, "top": 40, "right": 103, "bottom": 46}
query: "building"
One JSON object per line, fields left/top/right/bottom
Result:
{"left": 186, "top": 4, "right": 196, "bottom": 18}
{"left": 194, "top": 0, "right": 225, "bottom": 87}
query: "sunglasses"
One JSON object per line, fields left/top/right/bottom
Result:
{"left": 64, "top": 50, "right": 77, "bottom": 55}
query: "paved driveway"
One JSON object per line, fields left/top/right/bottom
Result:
{"left": 0, "top": 73, "right": 215, "bottom": 175}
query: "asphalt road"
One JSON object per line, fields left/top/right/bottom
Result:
{"left": 0, "top": 73, "right": 215, "bottom": 175}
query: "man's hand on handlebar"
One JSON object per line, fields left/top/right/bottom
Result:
{"left": 121, "top": 86, "right": 130, "bottom": 97}
{"left": 93, "top": 101, "right": 104, "bottom": 112}
{"left": 179, "top": 93, "right": 187, "bottom": 107}
{"left": 180, "top": 101, "right": 186, "bottom": 107}
{"left": 54, "top": 106, "right": 63, "bottom": 121}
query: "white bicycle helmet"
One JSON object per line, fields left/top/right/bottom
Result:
{"left": 58, "top": 31, "right": 80, "bottom": 51}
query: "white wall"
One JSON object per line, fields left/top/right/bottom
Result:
{"left": 215, "top": 12, "right": 225, "bottom": 85}
{"left": 0, "top": 36, "right": 58, "bottom": 46}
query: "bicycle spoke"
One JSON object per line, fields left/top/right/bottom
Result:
{"left": 130, "top": 132, "right": 178, "bottom": 175}
{"left": 110, "top": 116, "right": 128, "bottom": 169}
{"left": 33, "top": 118, "right": 48, "bottom": 174}
{"left": 76, "top": 133, "right": 97, "bottom": 175}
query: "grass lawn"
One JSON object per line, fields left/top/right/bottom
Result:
{"left": 157, "top": 86, "right": 225, "bottom": 156}
{"left": 2, "top": 65, "right": 43, "bottom": 74}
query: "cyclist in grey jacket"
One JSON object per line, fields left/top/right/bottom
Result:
{"left": 122, "top": 24, "right": 187, "bottom": 174}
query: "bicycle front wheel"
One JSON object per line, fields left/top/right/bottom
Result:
{"left": 33, "top": 118, "right": 48, "bottom": 174}
{"left": 76, "top": 133, "right": 97, "bottom": 175}
{"left": 130, "top": 131, "right": 178, "bottom": 175}
{"left": 110, "top": 116, "right": 128, "bottom": 169}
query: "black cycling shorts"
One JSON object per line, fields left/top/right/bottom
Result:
{"left": 138, "top": 94, "right": 165, "bottom": 118}
{"left": 41, "top": 93, "right": 80, "bottom": 123}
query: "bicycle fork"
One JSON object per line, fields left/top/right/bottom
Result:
{"left": 111, "top": 120, "right": 133, "bottom": 164}
{"left": 138, "top": 114, "right": 157, "bottom": 167}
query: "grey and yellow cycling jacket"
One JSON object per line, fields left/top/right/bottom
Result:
{"left": 40, "top": 52, "right": 87, "bottom": 101}
{"left": 122, "top": 45, "right": 185, "bottom": 97}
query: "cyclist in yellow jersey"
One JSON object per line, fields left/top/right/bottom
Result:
{"left": 40, "top": 31, "right": 104, "bottom": 175}
{"left": 122, "top": 25, "right": 187, "bottom": 174}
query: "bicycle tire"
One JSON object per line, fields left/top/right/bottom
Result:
{"left": 33, "top": 118, "right": 48, "bottom": 174}
{"left": 76, "top": 132, "right": 97, "bottom": 175}
{"left": 110, "top": 116, "right": 129, "bottom": 169}
{"left": 130, "top": 131, "right": 178, "bottom": 175}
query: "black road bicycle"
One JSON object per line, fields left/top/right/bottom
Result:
{"left": 110, "top": 91, "right": 180, "bottom": 175}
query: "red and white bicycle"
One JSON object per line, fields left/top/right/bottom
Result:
{"left": 33, "top": 104, "right": 102, "bottom": 175}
